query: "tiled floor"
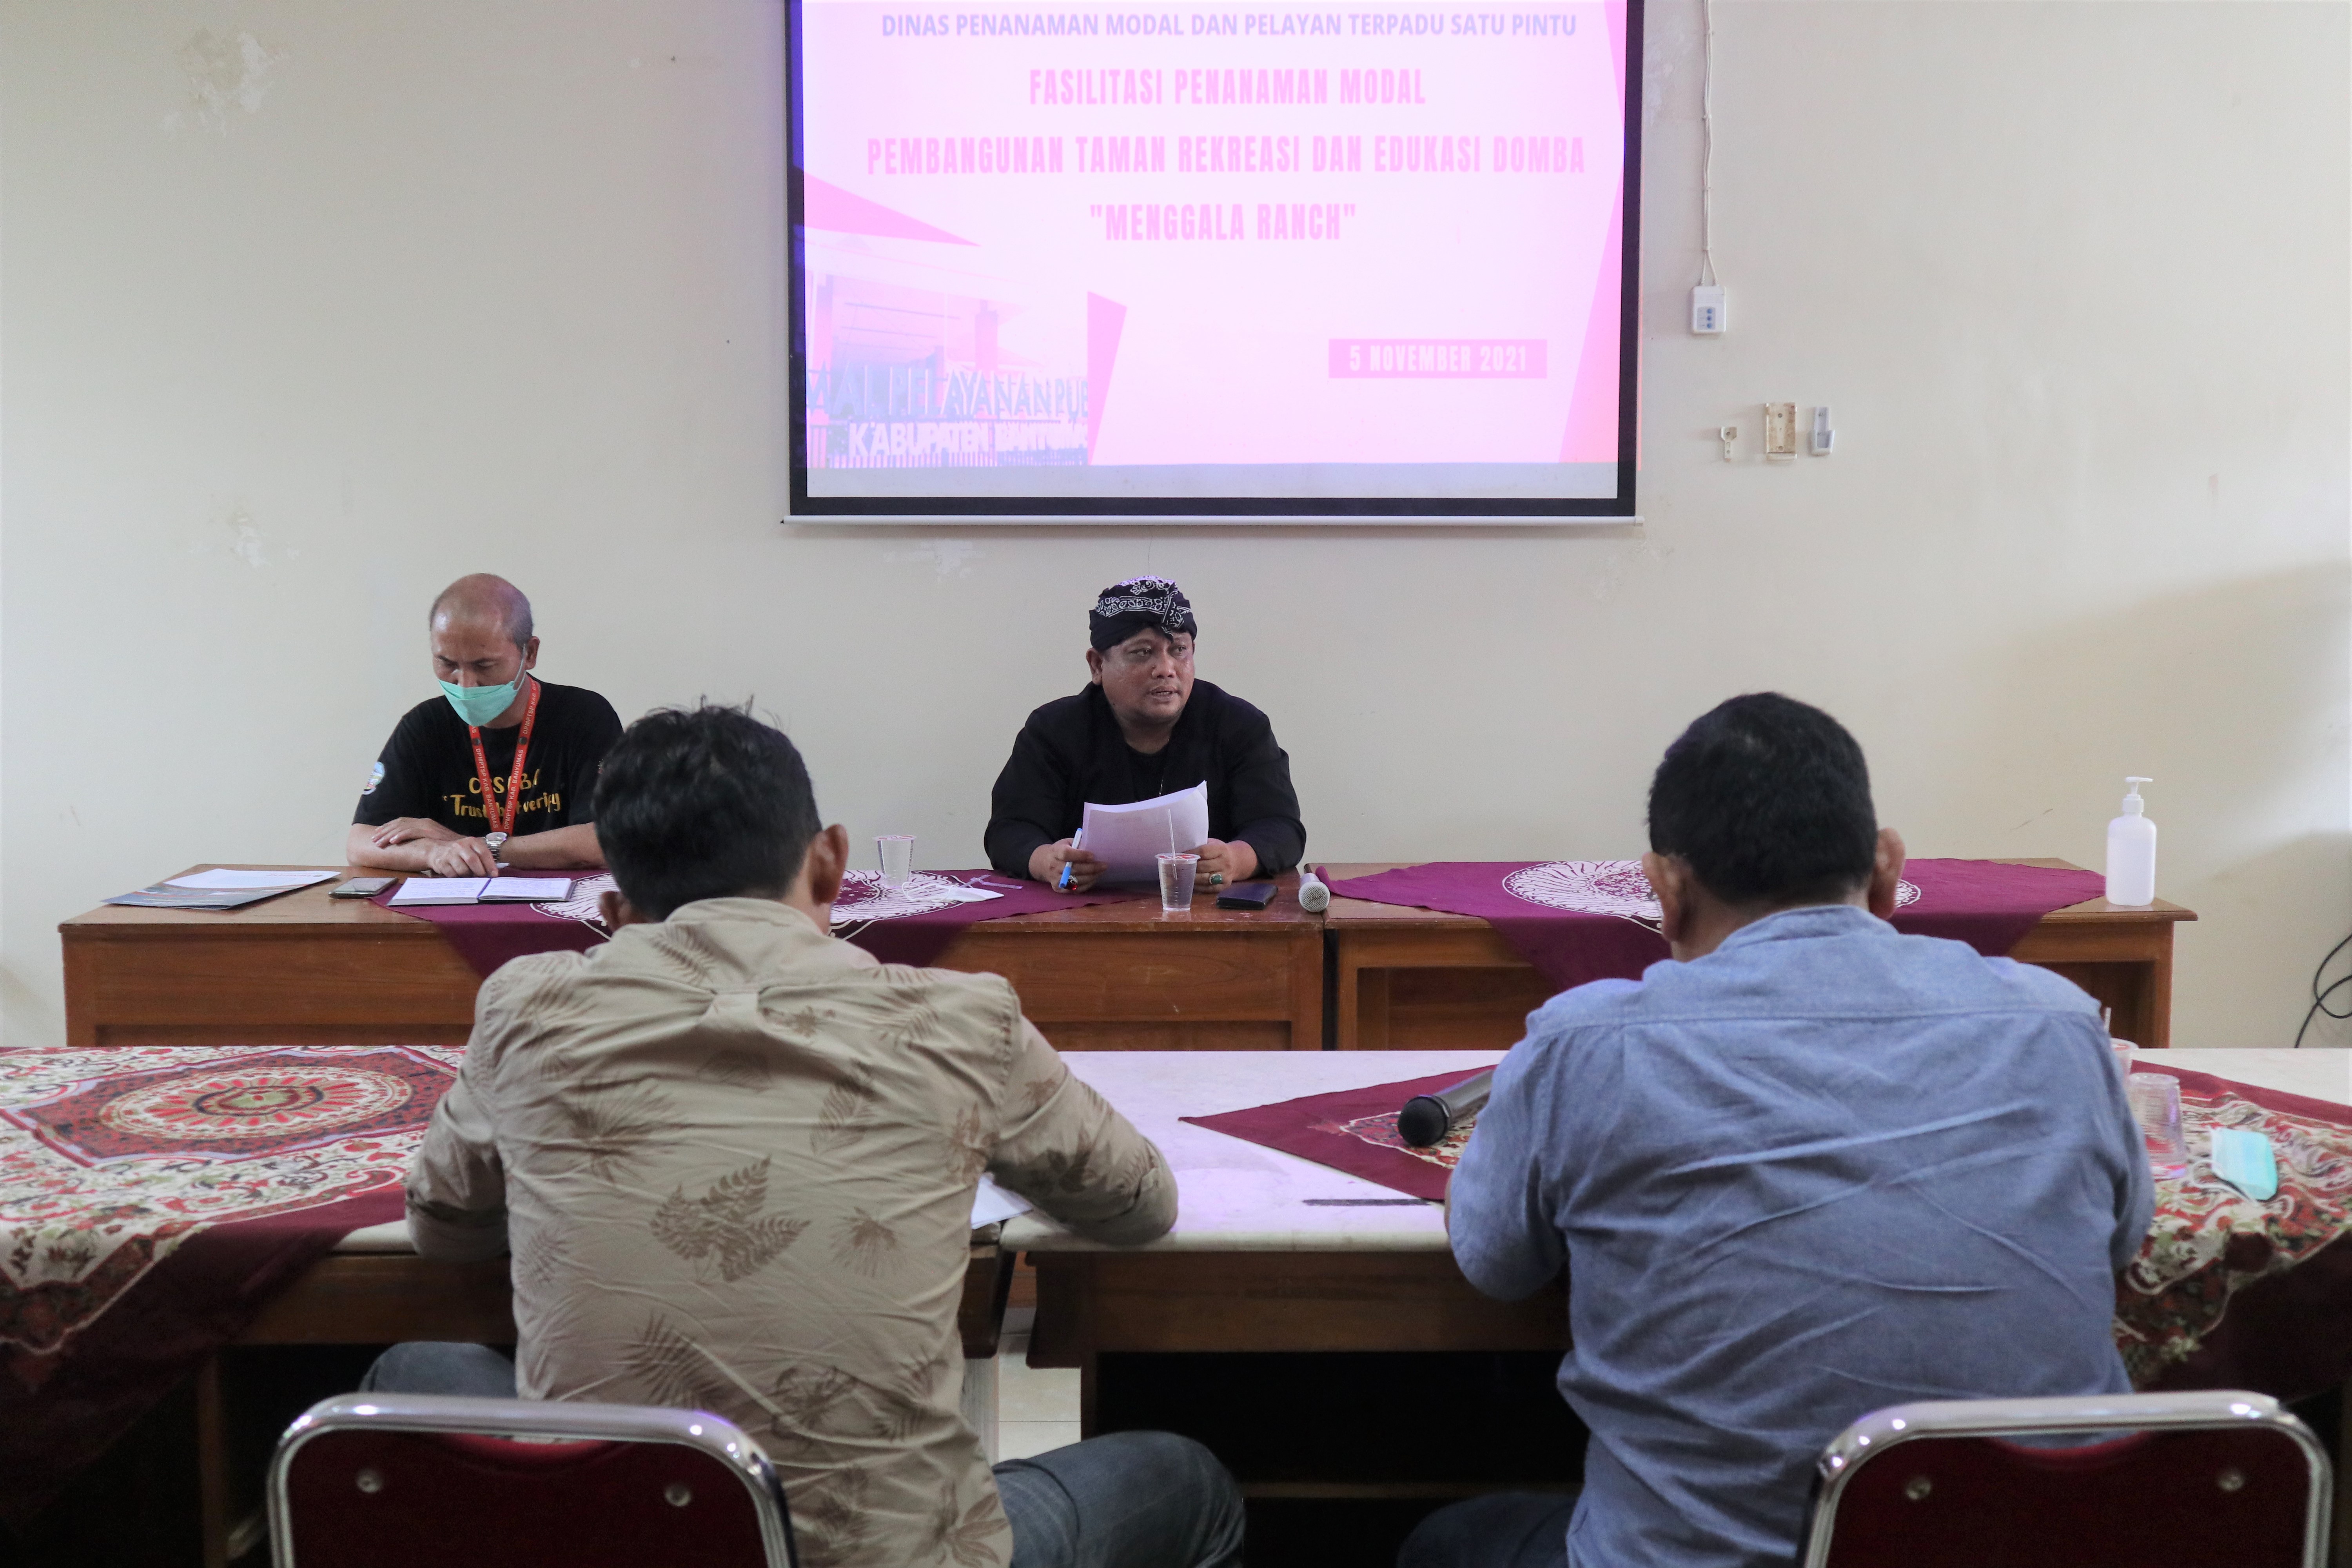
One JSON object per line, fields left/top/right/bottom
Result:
{"left": 994, "top": 1307, "right": 1082, "bottom": 1461}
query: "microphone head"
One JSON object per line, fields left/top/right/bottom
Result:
{"left": 1397, "top": 1094, "right": 1450, "bottom": 1147}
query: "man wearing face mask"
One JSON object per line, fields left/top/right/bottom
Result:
{"left": 345, "top": 574, "right": 621, "bottom": 877}
{"left": 985, "top": 577, "right": 1305, "bottom": 892}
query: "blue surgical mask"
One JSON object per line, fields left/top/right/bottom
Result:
{"left": 440, "top": 671, "right": 526, "bottom": 728}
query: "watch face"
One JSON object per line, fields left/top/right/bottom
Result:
{"left": 485, "top": 833, "right": 509, "bottom": 853}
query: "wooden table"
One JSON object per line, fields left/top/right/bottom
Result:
{"left": 1323, "top": 860, "right": 2197, "bottom": 1052}
{"left": 1016, "top": 1049, "right": 2352, "bottom": 1558}
{"left": 58, "top": 865, "right": 1325, "bottom": 1053}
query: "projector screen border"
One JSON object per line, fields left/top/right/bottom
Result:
{"left": 783, "top": 0, "right": 1646, "bottom": 523}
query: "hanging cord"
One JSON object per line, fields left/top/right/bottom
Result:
{"left": 1698, "top": 0, "right": 1717, "bottom": 287}
{"left": 2290, "top": 932, "right": 2352, "bottom": 1048}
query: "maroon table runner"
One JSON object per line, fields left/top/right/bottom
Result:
{"left": 1185, "top": 1063, "right": 2352, "bottom": 1403}
{"left": 1324, "top": 858, "right": 2109, "bottom": 991}
{"left": 1180, "top": 1069, "right": 1484, "bottom": 1202}
{"left": 832, "top": 873, "right": 1148, "bottom": 968}
{"left": 376, "top": 871, "right": 1147, "bottom": 978}
{"left": 0, "top": 1045, "right": 459, "bottom": 1523}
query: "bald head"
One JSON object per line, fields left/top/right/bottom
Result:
{"left": 430, "top": 574, "right": 534, "bottom": 649}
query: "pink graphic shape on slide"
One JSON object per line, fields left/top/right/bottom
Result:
{"left": 800, "top": 175, "right": 974, "bottom": 246}
{"left": 1087, "top": 293, "right": 1127, "bottom": 459}
{"left": 1559, "top": 183, "right": 1624, "bottom": 464}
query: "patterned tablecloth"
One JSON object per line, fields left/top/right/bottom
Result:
{"left": 1192, "top": 1064, "right": 2352, "bottom": 1400}
{"left": 1322, "top": 859, "right": 2109, "bottom": 992}
{"left": 0, "top": 1045, "right": 459, "bottom": 1523}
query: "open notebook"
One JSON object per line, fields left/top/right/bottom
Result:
{"left": 387, "top": 877, "right": 575, "bottom": 907}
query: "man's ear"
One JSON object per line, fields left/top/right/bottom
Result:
{"left": 1643, "top": 850, "right": 1691, "bottom": 945}
{"left": 1084, "top": 647, "right": 1107, "bottom": 684}
{"left": 599, "top": 888, "right": 650, "bottom": 929}
{"left": 1866, "top": 828, "right": 1908, "bottom": 919}
{"left": 520, "top": 635, "right": 541, "bottom": 673}
{"left": 803, "top": 824, "right": 850, "bottom": 908}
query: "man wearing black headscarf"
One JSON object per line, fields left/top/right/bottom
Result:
{"left": 985, "top": 578, "right": 1306, "bottom": 891}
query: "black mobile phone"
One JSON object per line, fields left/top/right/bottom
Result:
{"left": 1214, "top": 881, "right": 1278, "bottom": 910}
{"left": 330, "top": 877, "right": 396, "bottom": 898}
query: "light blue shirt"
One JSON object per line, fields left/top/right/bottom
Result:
{"left": 1448, "top": 903, "right": 2153, "bottom": 1568}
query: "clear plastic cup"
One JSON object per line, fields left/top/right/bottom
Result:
{"left": 1157, "top": 852, "right": 1198, "bottom": 913}
{"left": 2125, "top": 1071, "right": 2189, "bottom": 1180}
{"left": 877, "top": 835, "right": 915, "bottom": 887}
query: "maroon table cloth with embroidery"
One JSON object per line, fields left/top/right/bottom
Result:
{"left": 0, "top": 1044, "right": 460, "bottom": 1523}
{"left": 376, "top": 871, "right": 1146, "bottom": 977}
{"left": 1323, "top": 858, "right": 2109, "bottom": 992}
{"left": 1187, "top": 1065, "right": 2352, "bottom": 1403}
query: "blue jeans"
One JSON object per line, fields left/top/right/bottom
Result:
{"left": 1396, "top": 1492, "right": 1577, "bottom": 1568}
{"left": 361, "top": 1345, "right": 1245, "bottom": 1568}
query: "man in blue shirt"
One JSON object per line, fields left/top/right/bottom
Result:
{"left": 1410, "top": 693, "right": 2152, "bottom": 1568}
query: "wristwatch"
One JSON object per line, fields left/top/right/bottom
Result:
{"left": 484, "top": 832, "right": 509, "bottom": 857}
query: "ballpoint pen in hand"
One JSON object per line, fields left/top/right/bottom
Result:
{"left": 1057, "top": 829, "right": 1083, "bottom": 891}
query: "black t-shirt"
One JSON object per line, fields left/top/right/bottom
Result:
{"left": 353, "top": 680, "right": 623, "bottom": 839}
{"left": 984, "top": 679, "right": 1307, "bottom": 878}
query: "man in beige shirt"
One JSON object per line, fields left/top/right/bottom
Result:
{"left": 368, "top": 704, "right": 1244, "bottom": 1568}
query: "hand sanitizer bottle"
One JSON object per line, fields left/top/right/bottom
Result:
{"left": 2105, "top": 777, "right": 2157, "bottom": 906}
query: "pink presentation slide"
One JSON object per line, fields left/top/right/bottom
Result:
{"left": 795, "top": 1, "right": 1631, "bottom": 506}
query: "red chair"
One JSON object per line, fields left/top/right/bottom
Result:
{"left": 267, "top": 1393, "right": 798, "bottom": 1568}
{"left": 1799, "top": 1389, "right": 2330, "bottom": 1568}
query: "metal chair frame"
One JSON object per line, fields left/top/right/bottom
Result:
{"left": 1802, "top": 1389, "right": 2332, "bottom": 1568}
{"left": 268, "top": 1393, "right": 799, "bottom": 1568}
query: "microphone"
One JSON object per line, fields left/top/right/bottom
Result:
{"left": 1397, "top": 1069, "right": 1494, "bottom": 1148}
{"left": 1296, "top": 864, "right": 1331, "bottom": 913}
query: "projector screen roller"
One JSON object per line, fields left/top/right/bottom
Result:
{"left": 787, "top": 0, "right": 1641, "bottom": 520}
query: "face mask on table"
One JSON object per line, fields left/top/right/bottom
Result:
{"left": 439, "top": 671, "right": 526, "bottom": 728}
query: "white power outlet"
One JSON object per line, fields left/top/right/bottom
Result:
{"left": 1690, "top": 285, "right": 1726, "bottom": 335}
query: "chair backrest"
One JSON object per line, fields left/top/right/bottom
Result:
{"left": 1800, "top": 1390, "right": 2330, "bottom": 1568}
{"left": 268, "top": 1393, "right": 798, "bottom": 1568}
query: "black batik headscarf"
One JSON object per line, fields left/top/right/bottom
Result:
{"left": 1089, "top": 576, "right": 1199, "bottom": 651}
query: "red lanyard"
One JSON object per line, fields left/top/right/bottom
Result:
{"left": 468, "top": 676, "right": 541, "bottom": 838}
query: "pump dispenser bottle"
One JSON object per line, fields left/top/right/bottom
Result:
{"left": 2105, "top": 777, "right": 2157, "bottom": 906}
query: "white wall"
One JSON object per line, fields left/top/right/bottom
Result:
{"left": 4, "top": 0, "right": 2345, "bottom": 1050}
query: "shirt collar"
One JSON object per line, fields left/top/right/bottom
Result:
{"left": 1713, "top": 901, "right": 1887, "bottom": 953}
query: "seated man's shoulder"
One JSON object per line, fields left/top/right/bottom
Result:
{"left": 1524, "top": 976, "right": 1649, "bottom": 1043}
{"left": 535, "top": 680, "right": 622, "bottom": 728}
{"left": 1189, "top": 679, "right": 1269, "bottom": 729}
{"left": 1025, "top": 690, "right": 1093, "bottom": 731}
{"left": 1966, "top": 948, "right": 2107, "bottom": 1018}
{"left": 855, "top": 960, "right": 1023, "bottom": 1026}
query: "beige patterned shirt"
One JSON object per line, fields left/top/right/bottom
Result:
{"left": 405, "top": 898, "right": 1177, "bottom": 1568}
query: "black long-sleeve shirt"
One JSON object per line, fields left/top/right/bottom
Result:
{"left": 985, "top": 679, "right": 1307, "bottom": 878}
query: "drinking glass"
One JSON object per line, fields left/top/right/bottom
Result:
{"left": 2125, "top": 1071, "right": 2188, "bottom": 1180}
{"left": 1157, "top": 852, "right": 1198, "bottom": 913}
{"left": 877, "top": 835, "right": 916, "bottom": 887}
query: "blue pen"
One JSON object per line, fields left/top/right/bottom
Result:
{"left": 1058, "top": 829, "right": 1083, "bottom": 891}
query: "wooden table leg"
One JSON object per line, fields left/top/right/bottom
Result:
{"left": 1336, "top": 958, "right": 1392, "bottom": 1052}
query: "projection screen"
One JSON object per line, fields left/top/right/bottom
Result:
{"left": 787, "top": 0, "right": 1642, "bottom": 521}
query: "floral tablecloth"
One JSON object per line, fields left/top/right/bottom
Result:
{"left": 0, "top": 1044, "right": 459, "bottom": 1523}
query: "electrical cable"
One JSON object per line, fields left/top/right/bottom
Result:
{"left": 1698, "top": 0, "right": 1717, "bottom": 287}
{"left": 2290, "top": 931, "right": 2352, "bottom": 1048}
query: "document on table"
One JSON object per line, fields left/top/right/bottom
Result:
{"left": 971, "top": 1173, "right": 1034, "bottom": 1229}
{"left": 103, "top": 867, "right": 340, "bottom": 910}
{"left": 163, "top": 869, "right": 339, "bottom": 891}
{"left": 388, "top": 877, "right": 575, "bottom": 907}
{"left": 1080, "top": 782, "right": 1211, "bottom": 885}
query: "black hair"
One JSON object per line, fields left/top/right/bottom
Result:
{"left": 1646, "top": 693, "right": 1878, "bottom": 907}
{"left": 592, "top": 703, "right": 822, "bottom": 921}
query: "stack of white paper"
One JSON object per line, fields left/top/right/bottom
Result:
{"left": 164, "top": 869, "right": 339, "bottom": 891}
{"left": 1080, "top": 782, "right": 1210, "bottom": 885}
